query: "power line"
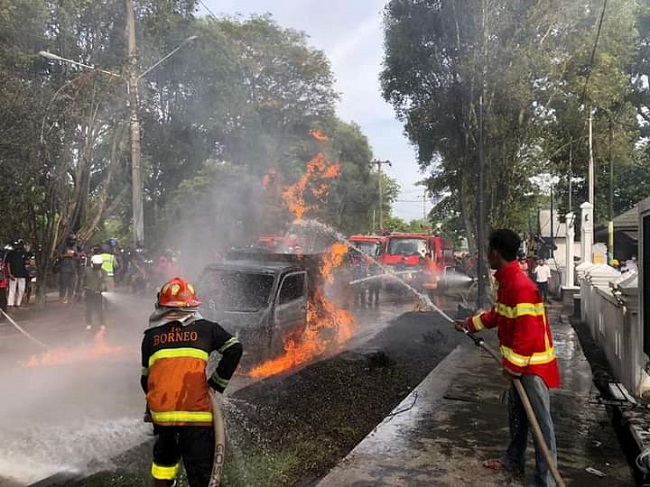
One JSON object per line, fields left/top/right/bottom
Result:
{"left": 580, "top": 0, "right": 608, "bottom": 104}
{"left": 197, "top": 0, "right": 219, "bottom": 20}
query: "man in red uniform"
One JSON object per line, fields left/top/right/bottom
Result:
{"left": 141, "top": 277, "right": 242, "bottom": 487}
{"left": 455, "top": 229, "right": 560, "bottom": 487}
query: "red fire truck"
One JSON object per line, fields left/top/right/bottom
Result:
{"left": 379, "top": 233, "right": 454, "bottom": 293}
{"left": 348, "top": 235, "right": 385, "bottom": 257}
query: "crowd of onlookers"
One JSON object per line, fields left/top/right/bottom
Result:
{"left": 0, "top": 234, "right": 184, "bottom": 318}
{"left": 0, "top": 239, "right": 37, "bottom": 316}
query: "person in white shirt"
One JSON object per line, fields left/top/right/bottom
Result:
{"left": 533, "top": 258, "right": 552, "bottom": 304}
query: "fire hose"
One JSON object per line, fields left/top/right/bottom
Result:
{"left": 208, "top": 389, "right": 226, "bottom": 487}
{"left": 0, "top": 309, "right": 49, "bottom": 349}
{"left": 429, "top": 304, "right": 565, "bottom": 487}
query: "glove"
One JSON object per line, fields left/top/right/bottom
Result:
{"left": 143, "top": 409, "right": 153, "bottom": 423}
{"left": 207, "top": 376, "right": 224, "bottom": 393}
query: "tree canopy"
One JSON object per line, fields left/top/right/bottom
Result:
{"left": 0, "top": 1, "right": 396, "bottom": 299}
{"left": 381, "top": 0, "right": 648, "bottom": 251}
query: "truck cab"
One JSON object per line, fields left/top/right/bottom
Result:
{"left": 196, "top": 250, "right": 322, "bottom": 365}
{"left": 348, "top": 235, "right": 385, "bottom": 258}
{"left": 379, "top": 233, "right": 454, "bottom": 292}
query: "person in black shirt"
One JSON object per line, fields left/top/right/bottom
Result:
{"left": 58, "top": 234, "right": 80, "bottom": 304}
{"left": 6, "top": 240, "right": 28, "bottom": 308}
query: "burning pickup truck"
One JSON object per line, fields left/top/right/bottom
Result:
{"left": 196, "top": 249, "right": 325, "bottom": 366}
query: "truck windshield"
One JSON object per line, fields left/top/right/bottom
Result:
{"left": 388, "top": 238, "right": 427, "bottom": 257}
{"left": 202, "top": 271, "right": 274, "bottom": 312}
{"left": 354, "top": 241, "right": 380, "bottom": 257}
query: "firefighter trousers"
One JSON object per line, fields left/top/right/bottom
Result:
{"left": 152, "top": 425, "right": 214, "bottom": 487}
{"left": 84, "top": 292, "right": 104, "bottom": 326}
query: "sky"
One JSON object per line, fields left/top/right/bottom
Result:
{"left": 199, "top": 0, "right": 429, "bottom": 221}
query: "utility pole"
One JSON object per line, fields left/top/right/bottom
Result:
{"left": 608, "top": 117, "right": 614, "bottom": 265}
{"left": 476, "top": 0, "right": 487, "bottom": 310}
{"left": 126, "top": 0, "right": 144, "bottom": 246}
{"left": 371, "top": 159, "right": 391, "bottom": 230}
{"left": 549, "top": 176, "right": 554, "bottom": 259}
{"left": 422, "top": 190, "right": 427, "bottom": 221}
{"left": 588, "top": 107, "right": 595, "bottom": 206}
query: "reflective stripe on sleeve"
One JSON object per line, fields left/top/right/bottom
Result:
{"left": 141, "top": 366, "right": 148, "bottom": 376}
{"left": 500, "top": 345, "right": 556, "bottom": 367}
{"left": 151, "top": 410, "right": 213, "bottom": 424}
{"left": 218, "top": 336, "right": 240, "bottom": 354}
{"left": 151, "top": 462, "right": 180, "bottom": 480}
{"left": 495, "top": 302, "right": 545, "bottom": 319}
{"left": 471, "top": 314, "right": 484, "bottom": 331}
{"left": 212, "top": 373, "right": 229, "bottom": 389}
{"left": 148, "top": 347, "right": 209, "bottom": 367}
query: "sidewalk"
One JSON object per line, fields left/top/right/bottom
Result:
{"left": 316, "top": 303, "right": 634, "bottom": 486}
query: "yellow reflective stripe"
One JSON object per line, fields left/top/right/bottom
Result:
{"left": 500, "top": 345, "right": 556, "bottom": 367}
{"left": 495, "top": 302, "right": 545, "bottom": 319}
{"left": 151, "top": 462, "right": 179, "bottom": 480}
{"left": 471, "top": 314, "right": 484, "bottom": 331}
{"left": 141, "top": 366, "right": 148, "bottom": 376}
{"left": 212, "top": 373, "right": 229, "bottom": 388}
{"left": 151, "top": 410, "right": 213, "bottom": 423}
{"left": 148, "top": 347, "right": 209, "bottom": 367}
{"left": 218, "top": 336, "right": 240, "bottom": 354}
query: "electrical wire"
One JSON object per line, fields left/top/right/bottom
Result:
{"left": 197, "top": 0, "right": 219, "bottom": 20}
{"left": 580, "top": 0, "right": 608, "bottom": 104}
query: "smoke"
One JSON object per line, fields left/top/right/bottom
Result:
{"left": 0, "top": 295, "right": 152, "bottom": 484}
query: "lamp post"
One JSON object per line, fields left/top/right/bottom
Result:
{"left": 39, "top": 34, "right": 198, "bottom": 246}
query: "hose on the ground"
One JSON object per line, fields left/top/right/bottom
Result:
{"left": 636, "top": 447, "right": 650, "bottom": 474}
{"left": 208, "top": 389, "right": 226, "bottom": 487}
{"left": 0, "top": 309, "right": 49, "bottom": 349}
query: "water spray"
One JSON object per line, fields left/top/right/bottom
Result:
{"left": 293, "top": 219, "right": 435, "bottom": 308}
{"left": 0, "top": 309, "right": 49, "bottom": 350}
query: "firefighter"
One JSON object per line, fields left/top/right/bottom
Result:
{"left": 83, "top": 251, "right": 107, "bottom": 331}
{"left": 141, "top": 277, "right": 243, "bottom": 487}
{"left": 455, "top": 229, "right": 560, "bottom": 486}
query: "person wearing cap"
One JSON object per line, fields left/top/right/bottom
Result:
{"left": 83, "top": 249, "right": 107, "bottom": 330}
{"left": 141, "top": 277, "right": 243, "bottom": 487}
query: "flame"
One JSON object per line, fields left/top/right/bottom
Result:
{"left": 20, "top": 330, "right": 130, "bottom": 368}
{"left": 248, "top": 243, "right": 355, "bottom": 379}
{"left": 282, "top": 151, "right": 341, "bottom": 221}
{"left": 262, "top": 167, "right": 278, "bottom": 188}
{"left": 310, "top": 130, "right": 329, "bottom": 142}
{"left": 321, "top": 242, "right": 348, "bottom": 283}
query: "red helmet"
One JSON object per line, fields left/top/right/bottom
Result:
{"left": 157, "top": 277, "right": 201, "bottom": 308}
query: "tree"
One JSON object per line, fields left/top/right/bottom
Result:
{"left": 381, "top": 0, "right": 642, "bottom": 252}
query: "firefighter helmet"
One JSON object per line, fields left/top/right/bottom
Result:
{"left": 157, "top": 277, "right": 201, "bottom": 308}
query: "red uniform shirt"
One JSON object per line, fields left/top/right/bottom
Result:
{"left": 465, "top": 260, "right": 560, "bottom": 388}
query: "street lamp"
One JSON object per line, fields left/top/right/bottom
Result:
{"left": 39, "top": 34, "right": 198, "bottom": 246}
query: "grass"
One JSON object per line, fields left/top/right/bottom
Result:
{"left": 72, "top": 447, "right": 302, "bottom": 487}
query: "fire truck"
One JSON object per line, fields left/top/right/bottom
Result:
{"left": 379, "top": 233, "right": 454, "bottom": 294}
{"left": 348, "top": 235, "right": 385, "bottom": 257}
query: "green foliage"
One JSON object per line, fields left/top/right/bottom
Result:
{"left": 0, "top": 1, "right": 394, "bottom": 297}
{"left": 381, "top": 0, "right": 644, "bottom": 251}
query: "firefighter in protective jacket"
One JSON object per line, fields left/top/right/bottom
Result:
{"left": 141, "top": 277, "right": 242, "bottom": 487}
{"left": 455, "top": 229, "right": 559, "bottom": 486}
